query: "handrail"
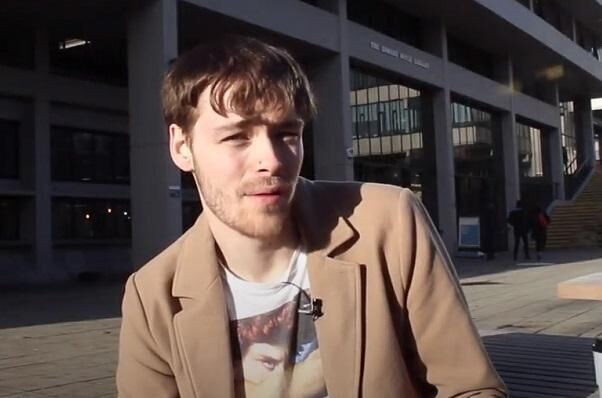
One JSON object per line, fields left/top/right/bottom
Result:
{"left": 571, "top": 158, "right": 590, "bottom": 177}
{"left": 565, "top": 158, "right": 593, "bottom": 200}
{"left": 563, "top": 156, "right": 579, "bottom": 176}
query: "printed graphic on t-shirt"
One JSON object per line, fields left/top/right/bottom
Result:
{"left": 222, "top": 248, "right": 327, "bottom": 398}
{"left": 230, "top": 291, "right": 326, "bottom": 398}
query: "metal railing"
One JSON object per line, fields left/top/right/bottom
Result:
{"left": 564, "top": 158, "right": 593, "bottom": 200}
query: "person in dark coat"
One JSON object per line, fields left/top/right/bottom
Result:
{"left": 507, "top": 200, "right": 530, "bottom": 261}
{"left": 530, "top": 205, "right": 550, "bottom": 261}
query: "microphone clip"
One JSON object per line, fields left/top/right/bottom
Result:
{"left": 281, "top": 281, "right": 324, "bottom": 320}
{"left": 299, "top": 298, "right": 323, "bottom": 320}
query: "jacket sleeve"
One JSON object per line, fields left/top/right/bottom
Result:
{"left": 399, "top": 190, "right": 507, "bottom": 398}
{"left": 116, "top": 273, "right": 179, "bottom": 398}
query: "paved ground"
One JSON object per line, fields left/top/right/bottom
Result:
{"left": 0, "top": 248, "right": 601, "bottom": 397}
{"left": 459, "top": 249, "right": 602, "bottom": 337}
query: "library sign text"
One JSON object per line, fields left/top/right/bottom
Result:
{"left": 370, "top": 41, "right": 430, "bottom": 69}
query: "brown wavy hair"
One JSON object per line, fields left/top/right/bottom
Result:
{"left": 161, "top": 36, "right": 317, "bottom": 134}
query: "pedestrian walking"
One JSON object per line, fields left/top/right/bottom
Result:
{"left": 530, "top": 205, "right": 550, "bottom": 261}
{"left": 507, "top": 200, "right": 530, "bottom": 261}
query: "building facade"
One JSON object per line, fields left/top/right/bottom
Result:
{"left": 1, "top": 0, "right": 601, "bottom": 284}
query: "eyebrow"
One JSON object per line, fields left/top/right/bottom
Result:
{"left": 214, "top": 118, "right": 304, "bottom": 133}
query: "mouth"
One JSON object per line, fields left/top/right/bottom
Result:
{"left": 246, "top": 185, "right": 289, "bottom": 196}
{"left": 250, "top": 189, "right": 283, "bottom": 196}
{"left": 244, "top": 185, "right": 290, "bottom": 205}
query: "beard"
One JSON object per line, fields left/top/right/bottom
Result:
{"left": 194, "top": 171, "right": 297, "bottom": 239}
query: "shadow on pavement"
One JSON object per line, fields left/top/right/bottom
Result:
{"left": 0, "top": 277, "right": 126, "bottom": 329}
{"left": 484, "top": 332, "right": 597, "bottom": 398}
{"left": 461, "top": 281, "right": 505, "bottom": 286}
{"left": 455, "top": 248, "right": 602, "bottom": 279}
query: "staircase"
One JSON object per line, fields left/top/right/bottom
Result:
{"left": 547, "top": 170, "right": 602, "bottom": 248}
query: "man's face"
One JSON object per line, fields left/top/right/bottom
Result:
{"left": 187, "top": 89, "right": 304, "bottom": 239}
{"left": 242, "top": 342, "right": 287, "bottom": 384}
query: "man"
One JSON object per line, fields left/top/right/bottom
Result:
{"left": 507, "top": 200, "right": 530, "bottom": 261}
{"left": 117, "top": 36, "right": 506, "bottom": 398}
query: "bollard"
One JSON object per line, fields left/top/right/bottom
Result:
{"left": 594, "top": 338, "right": 602, "bottom": 397}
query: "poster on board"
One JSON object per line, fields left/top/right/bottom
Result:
{"left": 458, "top": 217, "right": 481, "bottom": 249}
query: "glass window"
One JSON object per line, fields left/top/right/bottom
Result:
{"left": 0, "top": 23, "right": 34, "bottom": 69}
{"left": 447, "top": 36, "right": 494, "bottom": 79}
{"left": 0, "top": 197, "right": 20, "bottom": 240}
{"left": 517, "top": 121, "right": 553, "bottom": 209}
{"left": 516, "top": 122, "right": 544, "bottom": 178}
{"left": 181, "top": 171, "right": 196, "bottom": 190}
{"left": 350, "top": 67, "right": 424, "bottom": 196}
{"left": 298, "top": 0, "right": 335, "bottom": 13}
{"left": 533, "top": 0, "right": 544, "bottom": 18}
{"left": 49, "top": 33, "right": 127, "bottom": 86}
{"left": 350, "top": 68, "right": 422, "bottom": 159}
{"left": 347, "top": 0, "right": 421, "bottom": 48}
{"left": 515, "top": 0, "right": 530, "bottom": 9}
{"left": 559, "top": 101, "right": 577, "bottom": 174}
{"left": 0, "top": 120, "right": 19, "bottom": 179}
{"left": 51, "top": 126, "right": 130, "bottom": 184}
{"left": 94, "top": 134, "right": 113, "bottom": 181}
{"left": 452, "top": 103, "right": 493, "bottom": 147}
{"left": 452, "top": 102, "right": 497, "bottom": 218}
{"left": 52, "top": 198, "right": 131, "bottom": 241}
{"left": 595, "top": 133, "right": 600, "bottom": 162}
{"left": 182, "top": 200, "right": 203, "bottom": 232}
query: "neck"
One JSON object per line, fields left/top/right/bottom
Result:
{"left": 207, "top": 214, "right": 300, "bottom": 283}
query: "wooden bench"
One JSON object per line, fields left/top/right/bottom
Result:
{"left": 557, "top": 272, "right": 602, "bottom": 301}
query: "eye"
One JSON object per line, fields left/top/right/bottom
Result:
{"left": 259, "top": 356, "right": 278, "bottom": 371}
{"left": 278, "top": 131, "right": 300, "bottom": 143}
{"left": 220, "top": 132, "right": 248, "bottom": 144}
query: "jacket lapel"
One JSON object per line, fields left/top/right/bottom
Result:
{"left": 295, "top": 179, "right": 364, "bottom": 398}
{"left": 172, "top": 216, "right": 235, "bottom": 398}
{"left": 307, "top": 253, "right": 363, "bottom": 398}
{"left": 169, "top": 179, "right": 364, "bottom": 398}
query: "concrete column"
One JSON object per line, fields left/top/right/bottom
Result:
{"left": 128, "top": 0, "right": 180, "bottom": 268}
{"left": 542, "top": 127, "right": 565, "bottom": 200}
{"left": 420, "top": 19, "right": 456, "bottom": 253}
{"left": 309, "top": 0, "right": 353, "bottom": 181}
{"left": 529, "top": 0, "right": 534, "bottom": 12}
{"left": 574, "top": 97, "right": 595, "bottom": 169}
{"left": 429, "top": 88, "right": 456, "bottom": 253}
{"left": 415, "top": 18, "right": 447, "bottom": 226}
{"left": 540, "top": 83, "right": 564, "bottom": 200}
{"left": 499, "top": 112, "right": 520, "bottom": 213}
{"left": 33, "top": 28, "right": 53, "bottom": 279}
{"left": 494, "top": 55, "right": 519, "bottom": 222}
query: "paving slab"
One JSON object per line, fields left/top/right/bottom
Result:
{"left": 0, "top": 248, "right": 600, "bottom": 396}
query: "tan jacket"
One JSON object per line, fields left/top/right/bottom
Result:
{"left": 117, "top": 179, "right": 506, "bottom": 398}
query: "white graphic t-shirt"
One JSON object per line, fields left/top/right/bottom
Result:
{"left": 222, "top": 248, "right": 328, "bottom": 398}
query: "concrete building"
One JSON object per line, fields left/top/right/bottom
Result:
{"left": 1, "top": 0, "right": 601, "bottom": 284}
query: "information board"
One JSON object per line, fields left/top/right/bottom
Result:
{"left": 458, "top": 217, "right": 481, "bottom": 249}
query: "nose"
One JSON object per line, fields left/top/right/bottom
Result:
{"left": 252, "top": 133, "right": 284, "bottom": 176}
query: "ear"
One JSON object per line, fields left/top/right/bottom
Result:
{"left": 169, "top": 123, "right": 194, "bottom": 172}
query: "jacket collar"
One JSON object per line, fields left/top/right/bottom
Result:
{"left": 171, "top": 214, "right": 220, "bottom": 299}
{"left": 171, "top": 177, "right": 359, "bottom": 299}
{"left": 292, "top": 177, "right": 359, "bottom": 256}
{"left": 170, "top": 177, "right": 363, "bottom": 398}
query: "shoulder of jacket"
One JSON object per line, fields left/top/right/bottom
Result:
{"left": 128, "top": 232, "right": 189, "bottom": 295}
{"left": 312, "top": 179, "right": 414, "bottom": 204}
{"left": 319, "top": 181, "right": 418, "bottom": 228}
